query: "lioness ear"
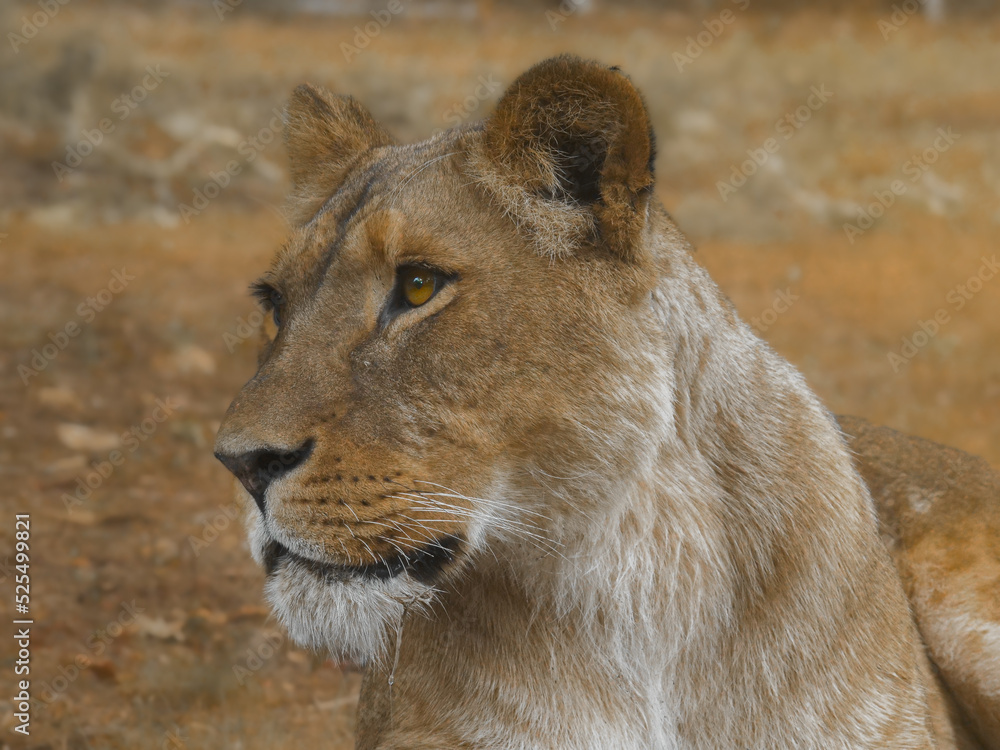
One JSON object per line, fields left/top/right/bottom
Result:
{"left": 284, "top": 84, "right": 395, "bottom": 224}
{"left": 473, "top": 55, "right": 655, "bottom": 263}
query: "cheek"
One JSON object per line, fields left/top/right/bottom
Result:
{"left": 346, "top": 346, "right": 496, "bottom": 447}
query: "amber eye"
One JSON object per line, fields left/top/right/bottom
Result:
{"left": 401, "top": 268, "right": 437, "bottom": 307}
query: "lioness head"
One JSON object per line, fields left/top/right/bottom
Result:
{"left": 215, "top": 56, "right": 674, "bottom": 665}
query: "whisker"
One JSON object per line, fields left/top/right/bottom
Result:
{"left": 394, "top": 493, "right": 533, "bottom": 523}
{"left": 401, "top": 500, "right": 557, "bottom": 543}
{"left": 412, "top": 482, "right": 552, "bottom": 520}
{"left": 383, "top": 481, "right": 567, "bottom": 562}
{"left": 388, "top": 152, "right": 460, "bottom": 203}
{"left": 394, "top": 491, "right": 562, "bottom": 546}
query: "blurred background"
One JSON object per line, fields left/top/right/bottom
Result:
{"left": 1, "top": 0, "right": 998, "bottom": 747}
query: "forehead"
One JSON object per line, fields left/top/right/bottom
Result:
{"left": 270, "top": 133, "right": 473, "bottom": 289}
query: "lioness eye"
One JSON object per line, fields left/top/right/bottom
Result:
{"left": 401, "top": 268, "right": 437, "bottom": 307}
{"left": 268, "top": 289, "right": 284, "bottom": 328}
{"left": 250, "top": 281, "right": 285, "bottom": 329}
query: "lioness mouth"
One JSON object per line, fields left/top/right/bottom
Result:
{"left": 264, "top": 535, "right": 463, "bottom": 584}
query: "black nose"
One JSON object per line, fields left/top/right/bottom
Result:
{"left": 214, "top": 439, "right": 313, "bottom": 514}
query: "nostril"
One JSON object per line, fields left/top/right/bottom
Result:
{"left": 253, "top": 441, "right": 312, "bottom": 480}
{"left": 215, "top": 439, "right": 314, "bottom": 515}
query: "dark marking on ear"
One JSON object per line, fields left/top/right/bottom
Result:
{"left": 477, "top": 55, "right": 657, "bottom": 264}
{"left": 556, "top": 134, "right": 607, "bottom": 205}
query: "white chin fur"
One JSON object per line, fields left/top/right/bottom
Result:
{"left": 243, "top": 501, "right": 435, "bottom": 667}
{"left": 263, "top": 557, "right": 432, "bottom": 667}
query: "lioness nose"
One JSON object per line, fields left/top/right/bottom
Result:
{"left": 214, "top": 440, "right": 313, "bottom": 514}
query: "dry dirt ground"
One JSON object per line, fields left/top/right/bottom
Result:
{"left": 1, "top": 2, "right": 998, "bottom": 748}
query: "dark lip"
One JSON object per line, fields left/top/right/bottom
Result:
{"left": 263, "top": 535, "right": 463, "bottom": 584}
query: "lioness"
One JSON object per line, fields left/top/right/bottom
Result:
{"left": 215, "top": 56, "right": 1000, "bottom": 748}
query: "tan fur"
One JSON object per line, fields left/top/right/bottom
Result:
{"left": 215, "top": 56, "right": 999, "bottom": 748}
{"left": 840, "top": 416, "right": 1000, "bottom": 749}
